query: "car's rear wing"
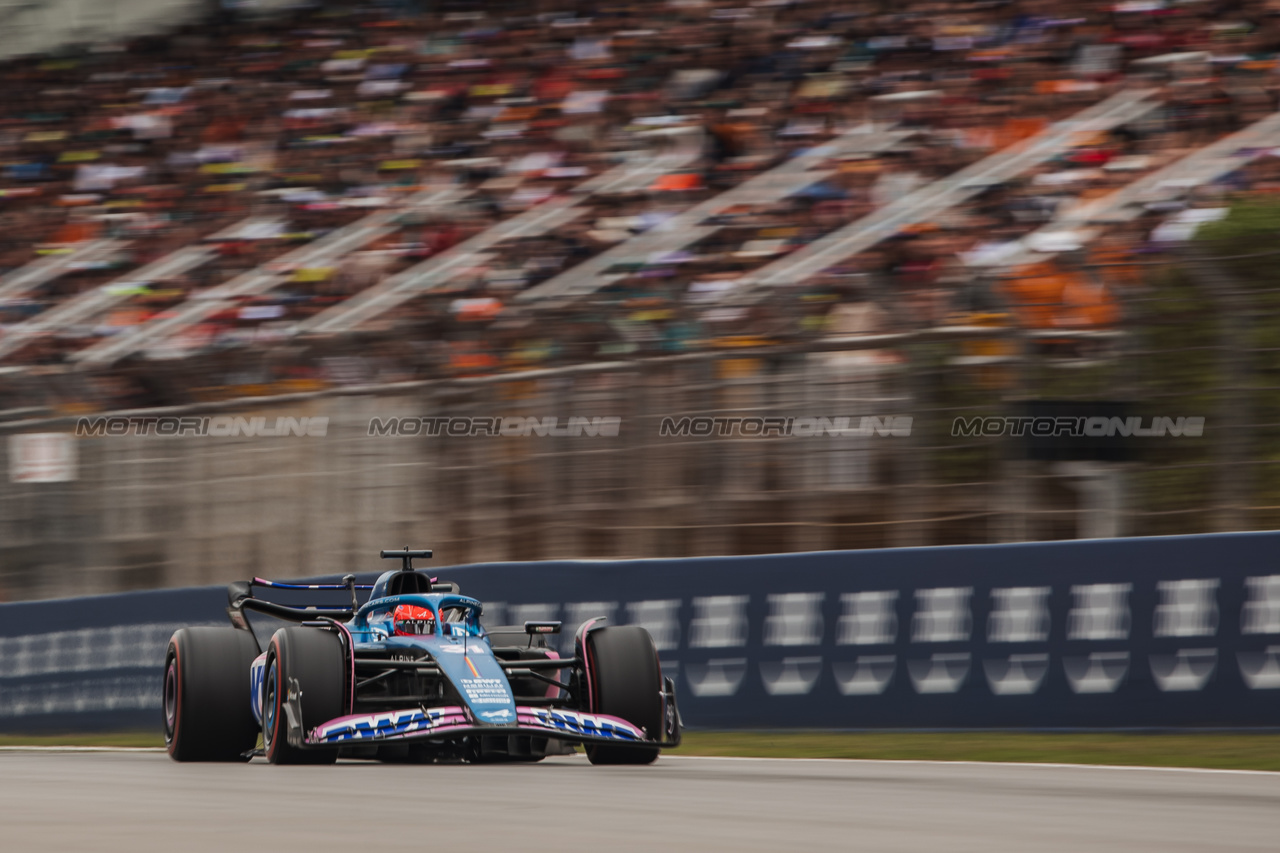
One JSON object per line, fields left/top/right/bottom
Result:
{"left": 226, "top": 576, "right": 371, "bottom": 630}
{"left": 226, "top": 570, "right": 461, "bottom": 631}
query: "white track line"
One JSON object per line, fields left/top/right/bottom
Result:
{"left": 660, "top": 754, "right": 1280, "bottom": 776}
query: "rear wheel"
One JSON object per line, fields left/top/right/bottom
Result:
{"left": 164, "top": 627, "right": 260, "bottom": 762}
{"left": 584, "top": 626, "right": 662, "bottom": 766}
{"left": 263, "top": 627, "right": 345, "bottom": 765}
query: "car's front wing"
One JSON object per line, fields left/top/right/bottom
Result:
{"left": 292, "top": 703, "right": 656, "bottom": 749}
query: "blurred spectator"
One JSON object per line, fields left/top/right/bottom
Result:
{"left": 0, "top": 0, "right": 1278, "bottom": 412}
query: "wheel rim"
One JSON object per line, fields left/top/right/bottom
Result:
{"left": 163, "top": 657, "right": 177, "bottom": 740}
{"left": 263, "top": 657, "right": 278, "bottom": 747}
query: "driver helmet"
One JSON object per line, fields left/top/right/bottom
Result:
{"left": 392, "top": 603, "right": 436, "bottom": 636}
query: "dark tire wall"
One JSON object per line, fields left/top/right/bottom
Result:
{"left": 164, "top": 627, "right": 260, "bottom": 762}
{"left": 584, "top": 625, "right": 663, "bottom": 765}
{"left": 263, "top": 627, "right": 346, "bottom": 765}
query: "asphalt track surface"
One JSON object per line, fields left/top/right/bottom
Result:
{"left": 4, "top": 750, "right": 1280, "bottom": 851}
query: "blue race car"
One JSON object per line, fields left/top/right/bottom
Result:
{"left": 163, "top": 548, "right": 680, "bottom": 765}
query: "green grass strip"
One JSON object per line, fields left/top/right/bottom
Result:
{"left": 0, "top": 731, "right": 164, "bottom": 748}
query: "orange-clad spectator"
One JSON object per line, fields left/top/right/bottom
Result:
{"left": 48, "top": 219, "right": 100, "bottom": 245}
{"left": 1000, "top": 263, "right": 1076, "bottom": 330}
{"left": 448, "top": 341, "right": 500, "bottom": 376}
{"left": 1059, "top": 274, "right": 1121, "bottom": 329}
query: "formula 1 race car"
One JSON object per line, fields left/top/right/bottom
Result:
{"left": 163, "top": 548, "right": 680, "bottom": 765}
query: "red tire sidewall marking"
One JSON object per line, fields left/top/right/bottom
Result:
{"left": 651, "top": 646, "right": 663, "bottom": 737}
{"left": 266, "top": 637, "right": 282, "bottom": 761}
{"left": 585, "top": 638, "right": 599, "bottom": 713}
{"left": 166, "top": 639, "right": 182, "bottom": 757}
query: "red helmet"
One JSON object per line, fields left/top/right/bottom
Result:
{"left": 392, "top": 603, "right": 436, "bottom": 636}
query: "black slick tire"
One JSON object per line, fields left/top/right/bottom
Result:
{"left": 262, "top": 627, "right": 345, "bottom": 765}
{"left": 164, "top": 627, "right": 260, "bottom": 762}
{"left": 584, "top": 626, "right": 662, "bottom": 766}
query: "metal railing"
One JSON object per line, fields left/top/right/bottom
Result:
{"left": 0, "top": 302, "right": 1271, "bottom": 601}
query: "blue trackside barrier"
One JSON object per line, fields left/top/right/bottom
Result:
{"left": 0, "top": 587, "right": 227, "bottom": 732}
{"left": 1, "top": 531, "right": 1278, "bottom": 733}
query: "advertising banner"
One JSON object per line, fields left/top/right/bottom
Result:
{"left": 1, "top": 532, "right": 1277, "bottom": 732}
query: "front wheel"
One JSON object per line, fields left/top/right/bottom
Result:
{"left": 263, "top": 627, "right": 346, "bottom": 765}
{"left": 584, "top": 626, "right": 663, "bottom": 765}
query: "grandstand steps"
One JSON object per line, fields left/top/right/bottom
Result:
{"left": 297, "top": 150, "right": 699, "bottom": 335}
{"left": 296, "top": 196, "right": 588, "bottom": 336}
{"left": 0, "top": 216, "right": 282, "bottom": 360}
{"left": 514, "top": 125, "right": 914, "bottom": 303}
{"left": 721, "top": 88, "right": 1161, "bottom": 303}
{"left": 0, "top": 239, "right": 129, "bottom": 301}
{"left": 69, "top": 186, "right": 470, "bottom": 366}
{"left": 986, "top": 109, "right": 1280, "bottom": 269}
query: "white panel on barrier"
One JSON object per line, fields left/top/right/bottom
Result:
{"left": 763, "top": 593, "right": 823, "bottom": 647}
{"left": 836, "top": 591, "right": 898, "bottom": 646}
{"left": 626, "top": 600, "right": 681, "bottom": 651}
{"left": 987, "top": 587, "right": 1050, "bottom": 644}
{"left": 1242, "top": 576, "right": 1280, "bottom": 635}
{"left": 1154, "top": 579, "right": 1220, "bottom": 638}
{"left": 1150, "top": 648, "right": 1218, "bottom": 692}
{"left": 1237, "top": 646, "right": 1280, "bottom": 690}
{"left": 689, "top": 596, "right": 748, "bottom": 649}
{"left": 1068, "top": 584, "right": 1131, "bottom": 641}
{"left": 911, "top": 588, "right": 972, "bottom": 644}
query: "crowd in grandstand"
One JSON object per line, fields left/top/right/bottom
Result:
{"left": 1, "top": 0, "right": 1278, "bottom": 411}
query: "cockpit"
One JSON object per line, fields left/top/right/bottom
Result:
{"left": 378, "top": 597, "right": 484, "bottom": 640}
